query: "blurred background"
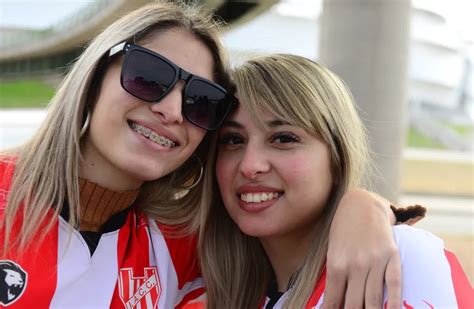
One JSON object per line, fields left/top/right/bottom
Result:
{"left": 0, "top": 0, "right": 472, "bottom": 282}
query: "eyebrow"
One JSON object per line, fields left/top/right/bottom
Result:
{"left": 267, "top": 119, "right": 291, "bottom": 127}
{"left": 222, "top": 119, "right": 291, "bottom": 129}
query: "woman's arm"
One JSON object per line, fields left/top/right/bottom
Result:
{"left": 322, "top": 189, "right": 426, "bottom": 309}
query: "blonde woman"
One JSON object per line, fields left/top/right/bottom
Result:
{"left": 200, "top": 54, "right": 471, "bottom": 308}
{"left": 1, "top": 2, "right": 234, "bottom": 307}
{"left": 1, "top": 2, "right": 422, "bottom": 308}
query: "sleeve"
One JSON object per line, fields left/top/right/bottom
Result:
{"left": 390, "top": 225, "right": 473, "bottom": 308}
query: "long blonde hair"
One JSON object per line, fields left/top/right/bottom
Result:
{"left": 1, "top": 1, "right": 231, "bottom": 253}
{"left": 200, "top": 54, "right": 369, "bottom": 308}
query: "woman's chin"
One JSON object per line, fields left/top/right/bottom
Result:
{"left": 236, "top": 221, "right": 277, "bottom": 238}
{"left": 124, "top": 161, "right": 174, "bottom": 183}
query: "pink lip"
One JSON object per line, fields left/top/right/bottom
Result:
{"left": 128, "top": 119, "right": 180, "bottom": 145}
{"left": 239, "top": 199, "right": 278, "bottom": 213}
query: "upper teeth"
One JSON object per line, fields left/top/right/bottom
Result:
{"left": 240, "top": 192, "right": 279, "bottom": 203}
{"left": 130, "top": 122, "right": 175, "bottom": 148}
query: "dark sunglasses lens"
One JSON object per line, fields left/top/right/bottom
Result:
{"left": 184, "top": 80, "right": 232, "bottom": 130}
{"left": 122, "top": 50, "right": 176, "bottom": 101}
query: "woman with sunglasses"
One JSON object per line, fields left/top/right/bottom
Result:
{"left": 1, "top": 2, "right": 424, "bottom": 308}
{"left": 200, "top": 54, "right": 472, "bottom": 308}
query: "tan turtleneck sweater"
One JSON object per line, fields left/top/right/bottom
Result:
{"left": 79, "top": 178, "right": 140, "bottom": 232}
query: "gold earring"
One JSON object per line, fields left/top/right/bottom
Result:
{"left": 173, "top": 155, "right": 204, "bottom": 190}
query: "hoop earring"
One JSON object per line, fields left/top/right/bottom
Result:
{"left": 80, "top": 108, "right": 91, "bottom": 137}
{"left": 173, "top": 155, "right": 204, "bottom": 190}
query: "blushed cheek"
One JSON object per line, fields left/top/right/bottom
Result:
{"left": 283, "top": 155, "right": 312, "bottom": 180}
{"left": 285, "top": 154, "right": 332, "bottom": 193}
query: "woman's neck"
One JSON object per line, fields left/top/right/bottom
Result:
{"left": 80, "top": 164, "right": 141, "bottom": 192}
{"left": 80, "top": 143, "right": 143, "bottom": 191}
{"left": 260, "top": 226, "right": 319, "bottom": 292}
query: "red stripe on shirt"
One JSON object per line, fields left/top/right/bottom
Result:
{"left": 1, "top": 210, "right": 59, "bottom": 308}
{"left": 157, "top": 223, "right": 200, "bottom": 290}
{"left": 1, "top": 159, "right": 58, "bottom": 308}
{"left": 444, "top": 249, "right": 473, "bottom": 309}
{"left": 111, "top": 212, "right": 159, "bottom": 308}
{"left": 306, "top": 267, "right": 327, "bottom": 308}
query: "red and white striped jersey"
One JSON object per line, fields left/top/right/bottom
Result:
{"left": 263, "top": 225, "right": 473, "bottom": 309}
{"left": 0, "top": 160, "right": 204, "bottom": 308}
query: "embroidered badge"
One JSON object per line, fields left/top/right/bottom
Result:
{"left": 0, "top": 260, "right": 28, "bottom": 306}
{"left": 118, "top": 267, "right": 161, "bottom": 309}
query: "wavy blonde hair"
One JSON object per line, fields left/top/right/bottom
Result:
{"left": 200, "top": 54, "right": 370, "bottom": 308}
{"left": 1, "top": 0, "right": 231, "bottom": 253}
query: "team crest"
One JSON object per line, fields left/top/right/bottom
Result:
{"left": 118, "top": 267, "right": 161, "bottom": 309}
{"left": 0, "top": 260, "right": 28, "bottom": 306}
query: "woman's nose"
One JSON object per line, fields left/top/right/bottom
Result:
{"left": 150, "top": 81, "right": 185, "bottom": 124}
{"left": 238, "top": 143, "right": 271, "bottom": 179}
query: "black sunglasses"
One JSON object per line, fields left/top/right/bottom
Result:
{"left": 108, "top": 42, "right": 238, "bottom": 130}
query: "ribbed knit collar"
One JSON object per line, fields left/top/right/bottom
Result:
{"left": 79, "top": 178, "right": 140, "bottom": 232}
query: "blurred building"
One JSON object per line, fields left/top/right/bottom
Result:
{"left": 410, "top": 4, "right": 473, "bottom": 122}
{"left": 0, "top": 0, "right": 472, "bottom": 140}
{"left": 0, "top": 0, "right": 277, "bottom": 78}
{"left": 224, "top": 1, "right": 473, "bottom": 124}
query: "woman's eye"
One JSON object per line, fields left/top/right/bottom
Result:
{"left": 219, "top": 133, "right": 244, "bottom": 145}
{"left": 272, "top": 133, "right": 299, "bottom": 144}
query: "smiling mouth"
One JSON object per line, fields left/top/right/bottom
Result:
{"left": 128, "top": 121, "right": 177, "bottom": 148}
{"left": 239, "top": 192, "right": 282, "bottom": 203}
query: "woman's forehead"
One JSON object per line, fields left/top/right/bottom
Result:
{"left": 226, "top": 104, "right": 296, "bottom": 132}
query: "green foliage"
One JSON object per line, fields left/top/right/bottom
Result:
{"left": 407, "top": 127, "right": 446, "bottom": 149}
{"left": 0, "top": 80, "right": 55, "bottom": 108}
{"left": 443, "top": 123, "right": 474, "bottom": 136}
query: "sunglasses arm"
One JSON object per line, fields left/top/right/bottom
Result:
{"left": 109, "top": 42, "right": 127, "bottom": 57}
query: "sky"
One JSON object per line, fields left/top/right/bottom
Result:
{"left": 0, "top": 0, "right": 93, "bottom": 29}
{"left": 0, "top": 0, "right": 473, "bottom": 42}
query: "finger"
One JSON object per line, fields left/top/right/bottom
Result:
{"left": 321, "top": 264, "right": 347, "bottom": 309}
{"left": 384, "top": 252, "right": 402, "bottom": 309}
{"left": 344, "top": 260, "right": 369, "bottom": 309}
{"left": 364, "top": 259, "right": 386, "bottom": 309}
